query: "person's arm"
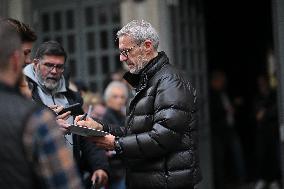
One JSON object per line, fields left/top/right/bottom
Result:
{"left": 75, "top": 115, "right": 127, "bottom": 137}
{"left": 87, "top": 75, "right": 198, "bottom": 159}
{"left": 23, "top": 108, "right": 83, "bottom": 189}
{"left": 118, "top": 75, "right": 197, "bottom": 159}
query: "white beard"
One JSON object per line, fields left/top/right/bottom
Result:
{"left": 129, "top": 55, "right": 148, "bottom": 74}
{"left": 36, "top": 70, "right": 60, "bottom": 91}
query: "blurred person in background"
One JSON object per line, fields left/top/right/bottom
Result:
{"left": 0, "top": 20, "right": 82, "bottom": 189}
{"left": 82, "top": 91, "right": 106, "bottom": 120}
{"left": 252, "top": 75, "right": 281, "bottom": 189}
{"left": 72, "top": 79, "right": 106, "bottom": 120}
{"left": 74, "top": 79, "right": 89, "bottom": 97}
{"left": 3, "top": 17, "right": 37, "bottom": 66}
{"left": 2, "top": 17, "right": 37, "bottom": 98}
{"left": 105, "top": 69, "right": 134, "bottom": 101}
{"left": 110, "top": 69, "right": 126, "bottom": 82}
{"left": 102, "top": 81, "right": 128, "bottom": 189}
{"left": 209, "top": 70, "right": 246, "bottom": 189}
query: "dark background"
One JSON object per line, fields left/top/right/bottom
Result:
{"left": 204, "top": 0, "right": 273, "bottom": 96}
{"left": 204, "top": 0, "right": 274, "bottom": 180}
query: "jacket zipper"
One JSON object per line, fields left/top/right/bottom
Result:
{"left": 51, "top": 94, "right": 56, "bottom": 105}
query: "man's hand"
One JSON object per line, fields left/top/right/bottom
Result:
{"left": 88, "top": 134, "right": 115, "bottom": 151}
{"left": 56, "top": 119, "right": 70, "bottom": 134}
{"left": 74, "top": 116, "right": 103, "bottom": 130}
{"left": 49, "top": 104, "right": 63, "bottom": 114}
{"left": 56, "top": 111, "right": 71, "bottom": 120}
{"left": 91, "top": 169, "right": 108, "bottom": 188}
{"left": 49, "top": 105, "right": 71, "bottom": 120}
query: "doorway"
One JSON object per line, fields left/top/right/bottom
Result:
{"left": 204, "top": 0, "right": 278, "bottom": 188}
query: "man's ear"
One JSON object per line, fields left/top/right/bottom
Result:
{"left": 144, "top": 40, "right": 153, "bottom": 53}
{"left": 33, "top": 59, "right": 40, "bottom": 70}
{"left": 10, "top": 50, "right": 22, "bottom": 73}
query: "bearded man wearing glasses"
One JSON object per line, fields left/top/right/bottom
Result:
{"left": 23, "top": 41, "right": 109, "bottom": 189}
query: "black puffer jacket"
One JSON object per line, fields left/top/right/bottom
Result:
{"left": 114, "top": 52, "right": 201, "bottom": 189}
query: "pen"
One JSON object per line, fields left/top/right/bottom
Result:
{"left": 79, "top": 105, "right": 93, "bottom": 121}
{"left": 86, "top": 105, "right": 93, "bottom": 118}
{"left": 79, "top": 113, "right": 87, "bottom": 121}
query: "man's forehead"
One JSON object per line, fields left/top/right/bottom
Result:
{"left": 22, "top": 42, "right": 33, "bottom": 49}
{"left": 119, "top": 35, "right": 135, "bottom": 47}
{"left": 112, "top": 86, "right": 125, "bottom": 93}
{"left": 42, "top": 55, "right": 65, "bottom": 63}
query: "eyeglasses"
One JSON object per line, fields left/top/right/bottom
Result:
{"left": 119, "top": 45, "right": 138, "bottom": 58}
{"left": 42, "top": 62, "right": 65, "bottom": 72}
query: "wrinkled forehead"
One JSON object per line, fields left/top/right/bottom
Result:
{"left": 118, "top": 35, "right": 136, "bottom": 48}
{"left": 40, "top": 55, "right": 65, "bottom": 64}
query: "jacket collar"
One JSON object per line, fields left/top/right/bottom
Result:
{"left": 0, "top": 82, "right": 20, "bottom": 95}
{"left": 123, "top": 51, "right": 169, "bottom": 90}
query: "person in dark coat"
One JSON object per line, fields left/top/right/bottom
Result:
{"left": 102, "top": 81, "right": 129, "bottom": 189}
{"left": 253, "top": 75, "right": 281, "bottom": 189}
{"left": 76, "top": 20, "right": 202, "bottom": 189}
{"left": 209, "top": 70, "right": 246, "bottom": 189}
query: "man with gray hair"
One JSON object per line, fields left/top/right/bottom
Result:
{"left": 0, "top": 21, "right": 82, "bottom": 188}
{"left": 102, "top": 81, "right": 128, "bottom": 189}
{"left": 104, "top": 81, "right": 128, "bottom": 104}
{"left": 76, "top": 20, "right": 202, "bottom": 189}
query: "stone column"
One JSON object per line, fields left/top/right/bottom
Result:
{"left": 0, "top": 0, "right": 8, "bottom": 17}
{"left": 7, "top": 0, "right": 32, "bottom": 24}
{"left": 272, "top": 0, "right": 284, "bottom": 185}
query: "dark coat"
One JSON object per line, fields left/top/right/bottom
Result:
{"left": 27, "top": 79, "right": 109, "bottom": 180}
{"left": 102, "top": 108, "right": 126, "bottom": 181}
{"left": 0, "top": 83, "right": 40, "bottom": 189}
{"left": 110, "top": 52, "right": 201, "bottom": 189}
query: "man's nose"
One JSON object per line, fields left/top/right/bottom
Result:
{"left": 50, "top": 66, "right": 58, "bottom": 74}
{"left": 25, "top": 56, "right": 32, "bottom": 65}
{"left": 120, "top": 54, "right": 127, "bottom": 62}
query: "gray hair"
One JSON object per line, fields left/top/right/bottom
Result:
{"left": 34, "top": 41, "right": 67, "bottom": 62}
{"left": 117, "top": 20, "right": 159, "bottom": 50}
{"left": 104, "top": 81, "right": 128, "bottom": 102}
{"left": 0, "top": 20, "right": 21, "bottom": 69}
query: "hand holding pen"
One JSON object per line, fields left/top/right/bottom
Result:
{"left": 78, "top": 105, "right": 93, "bottom": 121}
{"left": 79, "top": 113, "right": 88, "bottom": 121}
{"left": 74, "top": 105, "right": 103, "bottom": 130}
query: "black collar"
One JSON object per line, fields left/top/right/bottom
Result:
{"left": 123, "top": 51, "right": 168, "bottom": 89}
{"left": 0, "top": 82, "right": 20, "bottom": 95}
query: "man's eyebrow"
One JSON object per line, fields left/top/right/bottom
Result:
{"left": 44, "top": 62, "right": 64, "bottom": 65}
{"left": 23, "top": 49, "right": 31, "bottom": 53}
{"left": 42, "top": 62, "right": 56, "bottom": 65}
{"left": 119, "top": 48, "right": 127, "bottom": 51}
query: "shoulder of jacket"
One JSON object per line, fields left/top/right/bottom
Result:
{"left": 65, "top": 88, "right": 84, "bottom": 105}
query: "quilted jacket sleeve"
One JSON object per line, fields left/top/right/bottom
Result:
{"left": 119, "top": 74, "right": 197, "bottom": 159}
